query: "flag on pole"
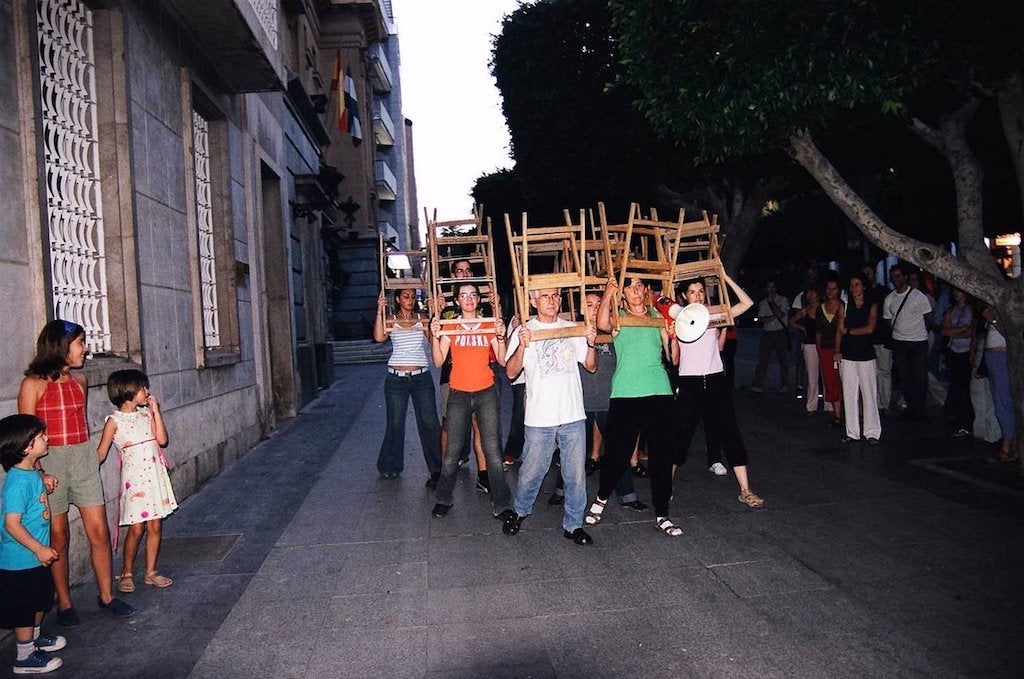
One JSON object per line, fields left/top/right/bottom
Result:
{"left": 330, "top": 50, "right": 350, "bottom": 133}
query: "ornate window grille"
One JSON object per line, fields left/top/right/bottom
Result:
{"left": 248, "top": 0, "right": 278, "bottom": 51}
{"left": 192, "top": 110, "right": 221, "bottom": 348}
{"left": 37, "top": 0, "right": 111, "bottom": 353}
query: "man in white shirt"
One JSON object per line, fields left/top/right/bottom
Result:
{"left": 883, "top": 263, "right": 934, "bottom": 420}
{"left": 750, "top": 280, "right": 791, "bottom": 394}
{"left": 502, "top": 289, "right": 598, "bottom": 545}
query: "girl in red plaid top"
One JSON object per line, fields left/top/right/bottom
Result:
{"left": 18, "top": 320, "right": 133, "bottom": 626}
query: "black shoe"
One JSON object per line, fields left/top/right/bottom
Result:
{"left": 97, "top": 596, "right": 134, "bottom": 617}
{"left": 620, "top": 499, "right": 648, "bottom": 512}
{"left": 563, "top": 528, "right": 594, "bottom": 545}
{"left": 585, "top": 458, "right": 600, "bottom": 475}
{"left": 547, "top": 493, "right": 564, "bottom": 506}
{"left": 475, "top": 477, "right": 490, "bottom": 493}
{"left": 56, "top": 607, "right": 80, "bottom": 627}
{"left": 494, "top": 509, "right": 515, "bottom": 522}
{"left": 424, "top": 472, "right": 440, "bottom": 490}
{"left": 431, "top": 503, "right": 451, "bottom": 518}
{"left": 631, "top": 462, "right": 649, "bottom": 478}
{"left": 502, "top": 512, "right": 524, "bottom": 535}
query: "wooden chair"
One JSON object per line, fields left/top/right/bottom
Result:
{"left": 378, "top": 235, "right": 431, "bottom": 330}
{"left": 504, "top": 209, "right": 590, "bottom": 340}
{"left": 666, "top": 212, "right": 734, "bottom": 328}
{"left": 425, "top": 205, "right": 502, "bottom": 335}
{"left": 596, "top": 202, "right": 685, "bottom": 332}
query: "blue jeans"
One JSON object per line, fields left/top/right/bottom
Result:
{"left": 985, "top": 350, "right": 1015, "bottom": 439}
{"left": 378, "top": 371, "right": 442, "bottom": 475}
{"left": 514, "top": 420, "right": 586, "bottom": 531}
{"left": 435, "top": 385, "right": 511, "bottom": 513}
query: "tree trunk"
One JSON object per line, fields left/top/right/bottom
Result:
{"left": 703, "top": 179, "right": 779, "bottom": 276}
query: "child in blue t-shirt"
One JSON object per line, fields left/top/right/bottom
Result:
{"left": 0, "top": 414, "right": 65, "bottom": 675}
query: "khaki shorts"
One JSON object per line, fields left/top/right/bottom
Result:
{"left": 44, "top": 440, "right": 105, "bottom": 515}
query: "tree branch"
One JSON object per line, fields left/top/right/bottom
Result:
{"left": 788, "top": 129, "right": 1006, "bottom": 304}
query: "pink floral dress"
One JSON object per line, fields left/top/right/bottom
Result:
{"left": 107, "top": 408, "right": 178, "bottom": 526}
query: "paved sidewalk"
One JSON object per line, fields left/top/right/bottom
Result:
{"left": 4, "top": 338, "right": 1023, "bottom": 678}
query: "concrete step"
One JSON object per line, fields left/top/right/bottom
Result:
{"left": 331, "top": 340, "right": 391, "bottom": 365}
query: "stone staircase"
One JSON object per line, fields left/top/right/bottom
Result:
{"left": 330, "top": 339, "right": 392, "bottom": 365}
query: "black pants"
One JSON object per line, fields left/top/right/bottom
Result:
{"left": 891, "top": 339, "right": 929, "bottom": 419}
{"left": 945, "top": 351, "right": 974, "bottom": 429}
{"left": 675, "top": 372, "right": 749, "bottom": 468}
{"left": 504, "top": 382, "right": 526, "bottom": 459}
{"left": 598, "top": 396, "right": 675, "bottom": 516}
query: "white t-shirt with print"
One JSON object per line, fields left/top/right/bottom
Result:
{"left": 505, "top": 317, "right": 589, "bottom": 427}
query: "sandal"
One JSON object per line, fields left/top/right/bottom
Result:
{"left": 584, "top": 498, "right": 607, "bottom": 525}
{"left": 655, "top": 517, "right": 682, "bottom": 537}
{"left": 144, "top": 571, "right": 173, "bottom": 588}
{"left": 738, "top": 491, "right": 765, "bottom": 508}
{"left": 115, "top": 573, "right": 135, "bottom": 594}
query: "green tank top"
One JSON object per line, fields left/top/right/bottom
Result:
{"left": 610, "top": 311, "right": 672, "bottom": 398}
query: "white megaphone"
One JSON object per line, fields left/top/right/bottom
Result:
{"left": 653, "top": 296, "right": 711, "bottom": 343}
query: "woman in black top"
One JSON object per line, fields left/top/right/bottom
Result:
{"left": 836, "top": 273, "right": 881, "bottom": 443}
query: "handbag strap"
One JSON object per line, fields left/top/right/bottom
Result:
{"left": 889, "top": 289, "right": 912, "bottom": 332}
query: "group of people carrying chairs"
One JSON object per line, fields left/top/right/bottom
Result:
{"left": 373, "top": 258, "right": 765, "bottom": 546}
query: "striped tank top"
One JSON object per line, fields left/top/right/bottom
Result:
{"left": 388, "top": 321, "right": 429, "bottom": 367}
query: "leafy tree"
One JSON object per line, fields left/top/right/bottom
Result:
{"left": 479, "top": 0, "right": 793, "bottom": 275}
{"left": 611, "top": 0, "right": 1024, "bottom": 458}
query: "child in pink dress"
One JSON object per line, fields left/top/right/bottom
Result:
{"left": 96, "top": 370, "right": 177, "bottom": 593}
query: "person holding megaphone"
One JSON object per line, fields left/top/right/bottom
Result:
{"left": 660, "top": 274, "right": 765, "bottom": 508}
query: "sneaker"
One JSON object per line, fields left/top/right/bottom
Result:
{"left": 431, "top": 503, "right": 451, "bottom": 518}
{"left": 97, "top": 596, "right": 134, "bottom": 617}
{"left": 34, "top": 634, "right": 66, "bottom": 652}
{"left": 55, "top": 607, "right": 79, "bottom": 627}
{"left": 13, "top": 649, "right": 62, "bottom": 674}
{"left": 424, "top": 472, "right": 440, "bottom": 489}
{"left": 620, "top": 499, "right": 648, "bottom": 511}
{"left": 475, "top": 477, "right": 490, "bottom": 493}
{"left": 708, "top": 462, "right": 728, "bottom": 476}
{"left": 631, "top": 461, "right": 649, "bottom": 478}
{"left": 502, "top": 455, "right": 517, "bottom": 471}
{"left": 547, "top": 493, "right": 564, "bottom": 506}
{"left": 953, "top": 428, "right": 970, "bottom": 438}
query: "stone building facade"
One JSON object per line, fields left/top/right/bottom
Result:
{"left": 0, "top": 0, "right": 411, "bottom": 585}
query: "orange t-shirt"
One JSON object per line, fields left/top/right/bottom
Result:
{"left": 449, "top": 322, "right": 495, "bottom": 392}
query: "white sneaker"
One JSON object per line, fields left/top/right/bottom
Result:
{"left": 709, "top": 462, "right": 728, "bottom": 476}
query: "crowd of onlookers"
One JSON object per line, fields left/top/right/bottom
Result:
{"left": 747, "top": 261, "right": 1017, "bottom": 463}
